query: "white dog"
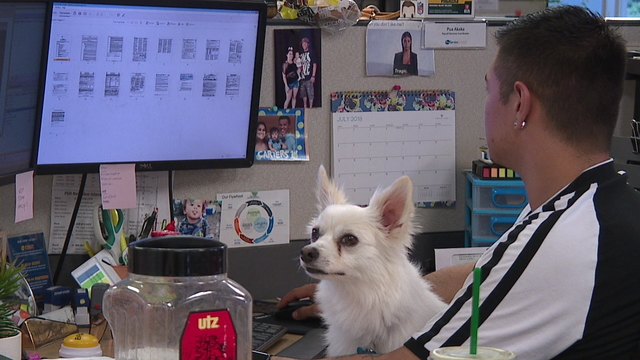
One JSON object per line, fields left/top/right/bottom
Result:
{"left": 300, "top": 166, "right": 447, "bottom": 357}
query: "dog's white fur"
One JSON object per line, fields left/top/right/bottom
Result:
{"left": 300, "top": 166, "right": 447, "bottom": 357}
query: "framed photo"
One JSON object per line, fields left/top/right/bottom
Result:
{"left": 255, "top": 108, "right": 308, "bottom": 161}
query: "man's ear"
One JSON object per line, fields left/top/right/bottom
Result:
{"left": 513, "top": 81, "right": 531, "bottom": 123}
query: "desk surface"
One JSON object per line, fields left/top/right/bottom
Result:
{"left": 27, "top": 331, "right": 303, "bottom": 358}
{"left": 25, "top": 309, "right": 308, "bottom": 359}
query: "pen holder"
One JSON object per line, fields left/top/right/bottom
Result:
{"left": 111, "top": 265, "right": 128, "bottom": 280}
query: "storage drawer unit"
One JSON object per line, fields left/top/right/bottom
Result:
{"left": 465, "top": 172, "right": 527, "bottom": 247}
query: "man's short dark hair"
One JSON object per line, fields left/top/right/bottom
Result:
{"left": 493, "top": 5, "right": 626, "bottom": 152}
{"left": 278, "top": 115, "right": 291, "bottom": 124}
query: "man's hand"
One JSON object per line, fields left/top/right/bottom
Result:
{"left": 277, "top": 283, "right": 320, "bottom": 320}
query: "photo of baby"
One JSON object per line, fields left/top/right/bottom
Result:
{"left": 172, "top": 199, "right": 221, "bottom": 240}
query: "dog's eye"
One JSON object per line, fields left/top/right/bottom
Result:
{"left": 311, "top": 228, "right": 319, "bottom": 242}
{"left": 340, "top": 234, "right": 358, "bottom": 246}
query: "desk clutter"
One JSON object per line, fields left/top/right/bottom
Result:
{"left": 464, "top": 172, "right": 527, "bottom": 247}
{"left": 472, "top": 147, "right": 520, "bottom": 180}
{"left": 472, "top": 160, "right": 520, "bottom": 180}
{"left": 1, "top": 235, "right": 330, "bottom": 360}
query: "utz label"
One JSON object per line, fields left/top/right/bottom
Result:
{"left": 181, "top": 309, "right": 237, "bottom": 360}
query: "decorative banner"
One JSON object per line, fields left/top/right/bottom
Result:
{"left": 217, "top": 190, "right": 289, "bottom": 248}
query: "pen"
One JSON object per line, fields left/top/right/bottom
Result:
{"left": 84, "top": 241, "right": 97, "bottom": 257}
{"left": 138, "top": 208, "right": 157, "bottom": 239}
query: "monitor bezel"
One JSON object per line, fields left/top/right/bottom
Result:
{"left": 0, "top": 0, "right": 48, "bottom": 186}
{"left": 32, "top": 0, "right": 266, "bottom": 175}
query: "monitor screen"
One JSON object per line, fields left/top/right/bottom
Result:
{"left": 34, "top": 0, "right": 266, "bottom": 175}
{"left": 0, "top": 1, "right": 46, "bottom": 186}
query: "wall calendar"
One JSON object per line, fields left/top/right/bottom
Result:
{"left": 330, "top": 89, "right": 456, "bottom": 207}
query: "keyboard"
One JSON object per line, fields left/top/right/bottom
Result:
{"left": 275, "top": 328, "right": 327, "bottom": 359}
{"left": 252, "top": 320, "right": 287, "bottom": 352}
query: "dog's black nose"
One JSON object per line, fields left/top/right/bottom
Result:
{"left": 300, "top": 246, "right": 319, "bottom": 263}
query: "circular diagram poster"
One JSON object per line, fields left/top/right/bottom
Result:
{"left": 217, "top": 190, "right": 290, "bottom": 248}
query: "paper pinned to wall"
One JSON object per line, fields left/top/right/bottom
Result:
{"left": 99, "top": 163, "right": 137, "bottom": 209}
{"left": 331, "top": 90, "right": 457, "bottom": 207}
{"left": 49, "top": 172, "right": 171, "bottom": 254}
{"left": 217, "top": 189, "right": 289, "bottom": 248}
{"left": 15, "top": 170, "right": 34, "bottom": 222}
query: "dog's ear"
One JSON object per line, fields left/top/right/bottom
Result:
{"left": 368, "top": 176, "right": 414, "bottom": 232}
{"left": 317, "top": 165, "right": 348, "bottom": 210}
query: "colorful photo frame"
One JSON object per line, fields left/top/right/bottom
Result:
{"left": 255, "top": 108, "right": 308, "bottom": 161}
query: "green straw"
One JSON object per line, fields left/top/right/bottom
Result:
{"left": 470, "top": 267, "right": 481, "bottom": 355}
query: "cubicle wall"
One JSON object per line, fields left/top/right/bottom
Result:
{"left": 1, "top": 21, "right": 639, "bottom": 298}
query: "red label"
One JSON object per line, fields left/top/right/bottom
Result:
{"left": 181, "top": 309, "right": 237, "bottom": 360}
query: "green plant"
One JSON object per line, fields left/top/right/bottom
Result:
{"left": 0, "top": 257, "right": 26, "bottom": 338}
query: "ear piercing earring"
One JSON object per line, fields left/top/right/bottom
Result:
{"left": 514, "top": 119, "right": 526, "bottom": 129}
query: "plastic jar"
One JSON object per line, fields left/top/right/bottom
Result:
{"left": 103, "top": 236, "right": 252, "bottom": 360}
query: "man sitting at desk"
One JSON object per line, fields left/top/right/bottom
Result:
{"left": 275, "top": 5, "right": 640, "bottom": 360}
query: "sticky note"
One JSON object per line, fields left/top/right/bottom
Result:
{"left": 99, "top": 164, "right": 137, "bottom": 209}
{"left": 15, "top": 171, "right": 34, "bottom": 223}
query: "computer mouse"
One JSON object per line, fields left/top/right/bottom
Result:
{"left": 273, "top": 300, "right": 315, "bottom": 321}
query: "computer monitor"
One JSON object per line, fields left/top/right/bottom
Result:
{"left": 33, "top": 0, "right": 266, "bottom": 175}
{"left": 0, "top": 1, "right": 47, "bottom": 186}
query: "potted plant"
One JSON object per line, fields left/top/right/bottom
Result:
{"left": 0, "top": 257, "right": 27, "bottom": 360}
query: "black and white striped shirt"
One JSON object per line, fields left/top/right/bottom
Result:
{"left": 406, "top": 160, "right": 640, "bottom": 359}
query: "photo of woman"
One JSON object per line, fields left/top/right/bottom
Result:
{"left": 282, "top": 47, "right": 299, "bottom": 109}
{"left": 365, "top": 20, "right": 434, "bottom": 77}
{"left": 255, "top": 121, "right": 269, "bottom": 152}
{"left": 393, "top": 31, "right": 418, "bottom": 76}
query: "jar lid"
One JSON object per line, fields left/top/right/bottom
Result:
{"left": 128, "top": 236, "right": 227, "bottom": 276}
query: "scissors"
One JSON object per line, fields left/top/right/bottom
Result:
{"left": 93, "top": 205, "right": 126, "bottom": 265}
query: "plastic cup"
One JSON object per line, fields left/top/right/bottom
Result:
{"left": 429, "top": 346, "right": 516, "bottom": 359}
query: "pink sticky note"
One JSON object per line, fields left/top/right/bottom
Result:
{"left": 99, "top": 164, "right": 137, "bottom": 209}
{"left": 15, "top": 171, "right": 34, "bottom": 223}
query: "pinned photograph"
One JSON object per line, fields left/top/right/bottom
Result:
{"left": 171, "top": 199, "right": 221, "bottom": 240}
{"left": 366, "top": 20, "right": 435, "bottom": 77}
{"left": 255, "top": 108, "right": 308, "bottom": 161}
{"left": 274, "top": 28, "right": 322, "bottom": 108}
